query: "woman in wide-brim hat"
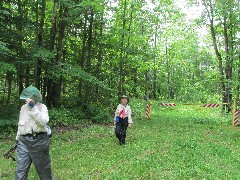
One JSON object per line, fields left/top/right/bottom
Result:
{"left": 114, "top": 95, "right": 133, "bottom": 145}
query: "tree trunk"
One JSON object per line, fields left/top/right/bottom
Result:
{"left": 122, "top": 2, "right": 133, "bottom": 96}
{"left": 7, "top": 72, "right": 13, "bottom": 103}
{"left": 46, "top": 0, "right": 58, "bottom": 107}
{"left": 203, "top": 0, "right": 226, "bottom": 112}
{"left": 141, "top": 21, "right": 148, "bottom": 97}
{"left": 84, "top": 10, "right": 94, "bottom": 103}
{"left": 153, "top": 25, "right": 158, "bottom": 99}
{"left": 119, "top": 0, "right": 127, "bottom": 95}
{"left": 223, "top": 4, "right": 234, "bottom": 112}
{"left": 132, "top": 68, "right": 137, "bottom": 97}
{"left": 145, "top": 71, "right": 149, "bottom": 97}
{"left": 51, "top": 3, "right": 67, "bottom": 107}
{"left": 78, "top": 14, "right": 87, "bottom": 99}
{"left": 35, "top": 0, "right": 46, "bottom": 89}
{"left": 166, "top": 46, "right": 171, "bottom": 99}
{"left": 25, "top": 66, "right": 30, "bottom": 87}
{"left": 17, "top": 0, "right": 24, "bottom": 100}
{"left": 95, "top": 11, "right": 104, "bottom": 96}
{"left": 236, "top": 53, "right": 240, "bottom": 104}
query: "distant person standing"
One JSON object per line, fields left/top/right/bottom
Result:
{"left": 114, "top": 95, "right": 133, "bottom": 145}
{"left": 15, "top": 86, "right": 53, "bottom": 180}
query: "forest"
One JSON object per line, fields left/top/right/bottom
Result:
{"left": 0, "top": 0, "right": 240, "bottom": 118}
{"left": 1, "top": 0, "right": 240, "bottom": 179}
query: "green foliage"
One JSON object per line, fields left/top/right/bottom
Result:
{"left": 84, "top": 103, "right": 113, "bottom": 123}
{"left": 61, "top": 63, "right": 117, "bottom": 93}
{"left": 0, "top": 62, "right": 17, "bottom": 74}
{"left": 0, "top": 0, "right": 239, "bottom": 113}
{"left": 33, "top": 48, "right": 56, "bottom": 63}
{"left": 48, "top": 108, "right": 85, "bottom": 127}
{"left": 48, "top": 101, "right": 114, "bottom": 127}
{"left": 0, "top": 41, "right": 12, "bottom": 56}
{"left": 0, "top": 105, "right": 18, "bottom": 132}
{"left": 0, "top": 120, "right": 18, "bottom": 133}
{"left": 129, "top": 98, "right": 146, "bottom": 119}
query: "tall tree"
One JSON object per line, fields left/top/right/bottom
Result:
{"left": 118, "top": 0, "right": 127, "bottom": 95}
{"left": 202, "top": 0, "right": 239, "bottom": 112}
{"left": 35, "top": 0, "right": 46, "bottom": 90}
{"left": 46, "top": 0, "right": 58, "bottom": 107}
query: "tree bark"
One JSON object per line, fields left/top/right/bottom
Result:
{"left": 7, "top": 72, "right": 13, "bottom": 103}
{"left": 223, "top": 2, "right": 234, "bottom": 112}
{"left": 25, "top": 66, "right": 30, "bottom": 87}
{"left": 119, "top": 0, "right": 127, "bottom": 95}
{"left": 203, "top": 0, "right": 226, "bottom": 112}
{"left": 236, "top": 53, "right": 240, "bottom": 104}
{"left": 35, "top": 0, "right": 46, "bottom": 90}
{"left": 46, "top": 0, "right": 58, "bottom": 107}
{"left": 17, "top": 0, "right": 24, "bottom": 100}
{"left": 132, "top": 68, "right": 138, "bottom": 97}
{"left": 85, "top": 10, "right": 94, "bottom": 103}
{"left": 78, "top": 14, "right": 87, "bottom": 99}
{"left": 145, "top": 71, "right": 149, "bottom": 97}
{"left": 166, "top": 46, "right": 171, "bottom": 99}
{"left": 95, "top": 11, "right": 104, "bottom": 96}
{"left": 153, "top": 25, "right": 158, "bottom": 99}
{"left": 51, "top": 3, "right": 67, "bottom": 107}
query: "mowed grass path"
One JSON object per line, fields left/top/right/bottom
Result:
{"left": 1, "top": 100, "right": 240, "bottom": 179}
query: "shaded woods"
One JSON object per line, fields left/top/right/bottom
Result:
{"left": 0, "top": 0, "right": 239, "bottom": 112}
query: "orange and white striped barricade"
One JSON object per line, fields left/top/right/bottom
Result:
{"left": 233, "top": 100, "right": 239, "bottom": 127}
{"left": 202, "top": 104, "right": 220, "bottom": 108}
{"left": 146, "top": 101, "right": 152, "bottom": 119}
{"left": 234, "top": 110, "right": 239, "bottom": 127}
{"left": 160, "top": 103, "right": 176, "bottom": 107}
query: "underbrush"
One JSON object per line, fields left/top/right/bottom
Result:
{"left": 0, "top": 101, "right": 115, "bottom": 133}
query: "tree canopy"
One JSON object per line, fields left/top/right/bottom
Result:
{"left": 0, "top": 0, "right": 239, "bottom": 111}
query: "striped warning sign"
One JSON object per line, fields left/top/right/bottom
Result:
{"left": 234, "top": 110, "right": 239, "bottom": 126}
{"left": 146, "top": 103, "right": 151, "bottom": 119}
{"left": 160, "top": 103, "right": 176, "bottom": 107}
{"left": 202, "top": 104, "right": 220, "bottom": 108}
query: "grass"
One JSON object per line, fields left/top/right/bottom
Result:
{"left": 1, "top": 100, "right": 240, "bottom": 179}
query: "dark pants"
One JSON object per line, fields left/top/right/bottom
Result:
{"left": 115, "top": 117, "right": 128, "bottom": 145}
{"left": 15, "top": 133, "right": 53, "bottom": 180}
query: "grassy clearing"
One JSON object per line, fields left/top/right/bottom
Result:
{"left": 1, "top": 100, "right": 240, "bottom": 179}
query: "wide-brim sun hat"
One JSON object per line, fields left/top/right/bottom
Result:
{"left": 120, "top": 95, "right": 129, "bottom": 99}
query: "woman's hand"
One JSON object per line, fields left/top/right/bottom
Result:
{"left": 26, "top": 98, "right": 35, "bottom": 108}
{"left": 25, "top": 98, "right": 32, "bottom": 104}
{"left": 128, "top": 124, "right": 132, "bottom": 128}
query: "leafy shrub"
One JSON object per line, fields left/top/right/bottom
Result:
{"left": 83, "top": 102, "right": 113, "bottom": 124}
{"left": 48, "top": 108, "right": 85, "bottom": 127}
{"left": 0, "top": 119, "right": 18, "bottom": 132}
{"left": 0, "top": 104, "right": 19, "bottom": 132}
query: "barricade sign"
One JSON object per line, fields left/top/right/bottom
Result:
{"left": 232, "top": 99, "right": 239, "bottom": 127}
{"left": 160, "top": 103, "right": 176, "bottom": 107}
{"left": 202, "top": 104, "right": 220, "bottom": 108}
{"left": 234, "top": 110, "right": 239, "bottom": 127}
{"left": 147, "top": 101, "right": 233, "bottom": 124}
{"left": 146, "top": 101, "right": 152, "bottom": 119}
